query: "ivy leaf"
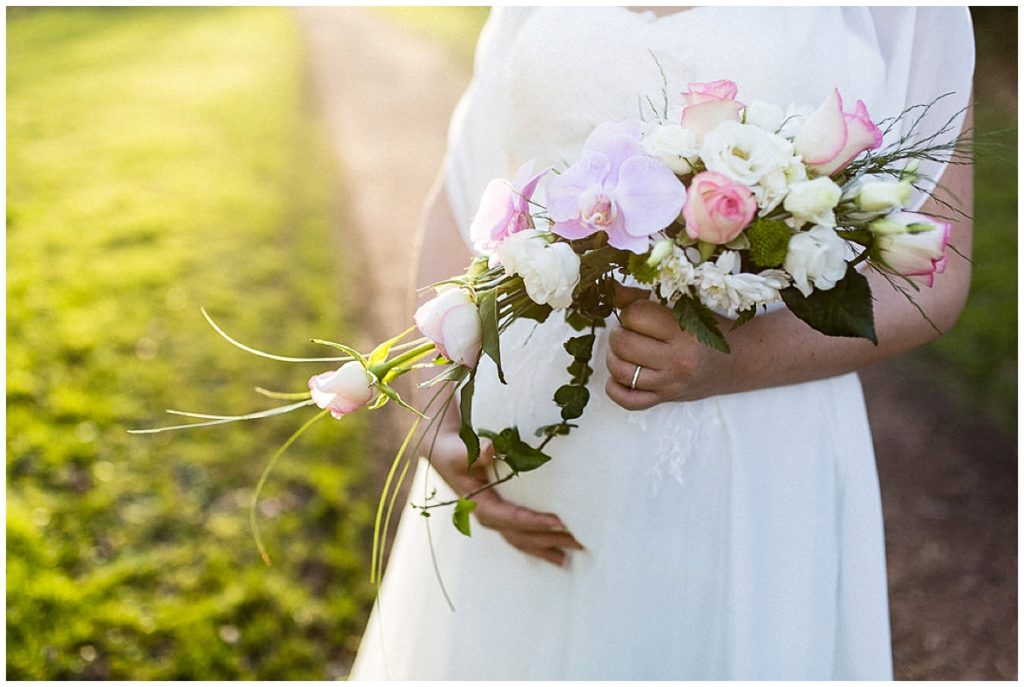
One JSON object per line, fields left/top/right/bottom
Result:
{"left": 452, "top": 498, "right": 477, "bottom": 536}
{"left": 554, "top": 384, "right": 590, "bottom": 421}
{"left": 672, "top": 296, "right": 731, "bottom": 353}
{"left": 563, "top": 334, "right": 596, "bottom": 361}
{"left": 477, "top": 289, "right": 505, "bottom": 383}
{"left": 534, "top": 423, "right": 576, "bottom": 438}
{"left": 780, "top": 264, "right": 878, "bottom": 344}
{"left": 458, "top": 373, "right": 479, "bottom": 467}
{"left": 478, "top": 426, "right": 551, "bottom": 473}
{"left": 517, "top": 301, "right": 552, "bottom": 324}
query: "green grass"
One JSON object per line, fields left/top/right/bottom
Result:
{"left": 7, "top": 7, "right": 375, "bottom": 679}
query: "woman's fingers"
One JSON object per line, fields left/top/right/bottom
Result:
{"left": 605, "top": 348, "right": 663, "bottom": 392}
{"left": 605, "top": 376, "right": 661, "bottom": 411}
{"left": 612, "top": 281, "right": 652, "bottom": 308}
{"left": 473, "top": 490, "right": 564, "bottom": 533}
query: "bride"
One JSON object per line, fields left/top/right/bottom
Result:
{"left": 350, "top": 6, "right": 974, "bottom": 680}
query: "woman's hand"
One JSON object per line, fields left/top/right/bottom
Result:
{"left": 604, "top": 283, "right": 730, "bottom": 410}
{"left": 429, "top": 431, "right": 584, "bottom": 567}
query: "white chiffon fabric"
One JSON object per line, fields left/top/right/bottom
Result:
{"left": 350, "top": 7, "right": 974, "bottom": 680}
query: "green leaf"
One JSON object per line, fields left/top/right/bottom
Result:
{"left": 452, "top": 498, "right": 477, "bottom": 537}
{"left": 534, "top": 423, "right": 576, "bottom": 438}
{"left": 627, "top": 252, "right": 658, "bottom": 284}
{"left": 367, "top": 325, "right": 415, "bottom": 366}
{"left": 517, "top": 301, "right": 552, "bottom": 324}
{"left": 747, "top": 217, "right": 792, "bottom": 268}
{"left": 563, "top": 334, "right": 596, "bottom": 361}
{"left": 672, "top": 296, "right": 731, "bottom": 353}
{"left": 780, "top": 264, "right": 878, "bottom": 344}
{"left": 478, "top": 426, "right": 551, "bottom": 473}
{"left": 477, "top": 289, "right": 505, "bottom": 383}
{"left": 567, "top": 359, "right": 590, "bottom": 384}
{"left": 554, "top": 384, "right": 590, "bottom": 421}
{"left": 458, "top": 373, "right": 479, "bottom": 467}
{"left": 730, "top": 306, "right": 757, "bottom": 332}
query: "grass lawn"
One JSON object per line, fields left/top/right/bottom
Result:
{"left": 7, "top": 7, "right": 374, "bottom": 679}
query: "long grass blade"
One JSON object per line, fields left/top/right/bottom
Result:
{"left": 201, "top": 307, "right": 353, "bottom": 363}
{"left": 254, "top": 387, "right": 312, "bottom": 401}
{"left": 127, "top": 399, "right": 315, "bottom": 433}
{"left": 250, "top": 408, "right": 329, "bottom": 565}
{"left": 370, "top": 414, "right": 423, "bottom": 584}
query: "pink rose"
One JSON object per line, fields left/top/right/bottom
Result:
{"left": 873, "top": 212, "right": 951, "bottom": 287}
{"left": 308, "top": 361, "right": 376, "bottom": 419}
{"left": 794, "top": 89, "right": 883, "bottom": 177}
{"left": 413, "top": 287, "right": 482, "bottom": 368}
{"left": 683, "top": 171, "right": 757, "bottom": 245}
{"left": 679, "top": 80, "right": 743, "bottom": 137}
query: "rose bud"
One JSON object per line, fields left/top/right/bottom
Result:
{"left": 308, "top": 361, "right": 376, "bottom": 419}
{"left": 794, "top": 89, "right": 883, "bottom": 177}
{"left": 679, "top": 80, "right": 744, "bottom": 137}
{"left": 413, "top": 287, "right": 482, "bottom": 368}
{"left": 683, "top": 171, "right": 757, "bottom": 245}
{"left": 872, "top": 212, "right": 951, "bottom": 287}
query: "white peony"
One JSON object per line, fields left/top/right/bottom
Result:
{"left": 497, "top": 229, "right": 581, "bottom": 309}
{"left": 694, "top": 251, "right": 789, "bottom": 317}
{"left": 783, "top": 177, "right": 843, "bottom": 227}
{"left": 642, "top": 122, "right": 700, "bottom": 175}
{"left": 783, "top": 225, "right": 849, "bottom": 296}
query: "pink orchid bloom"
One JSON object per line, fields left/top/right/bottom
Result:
{"left": 469, "top": 160, "right": 547, "bottom": 254}
{"left": 794, "top": 89, "right": 884, "bottom": 177}
{"left": 546, "top": 121, "right": 687, "bottom": 254}
{"left": 680, "top": 80, "right": 744, "bottom": 137}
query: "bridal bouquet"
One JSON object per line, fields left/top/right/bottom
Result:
{"left": 134, "top": 78, "right": 967, "bottom": 580}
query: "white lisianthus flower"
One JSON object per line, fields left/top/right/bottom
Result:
{"left": 783, "top": 225, "right": 849, "bottom": 296}
{"left": 700, "top": 120, "right": 801, "bottom": 211}
{"left": 783, "top": 177, "right": 843, "bottom": 227}
{"left": 854, "top": 178, "right": 913, "bottom": 213}
{"left": 743, "top": 99, "right": 785, "bottom": 132}
{"left": 642, "top": 122, "right": 700, "bottom": 175}
{"left": 497, "top": 229, "right": 581, "bottom": 309}
{"left": 694, "top": 251, "right": 790, "bottom": 317}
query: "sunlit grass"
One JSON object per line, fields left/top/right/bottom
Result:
{"left": 7, "top": 7, "right": 374, "bottom": 679}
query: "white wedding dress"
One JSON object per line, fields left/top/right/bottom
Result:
{"left": 350, "top": 7, "right": 974, "bottom": 680}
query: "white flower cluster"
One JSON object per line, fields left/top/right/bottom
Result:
{"left": 655, "top": 245, "right": 790, "bottom": 318}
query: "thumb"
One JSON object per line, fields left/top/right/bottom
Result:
{"left": 612, "top": 280, "right": 652, "bottom": 309}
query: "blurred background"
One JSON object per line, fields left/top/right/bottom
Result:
{"left": 5, "top": 6, "right": 1016, "bottom": 680}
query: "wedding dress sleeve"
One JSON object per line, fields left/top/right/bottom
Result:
{"left": 865, "top": 6, "right": 975, "bottom": 210}
{"left": 443, "top": 8, "right": 536, "bottom": 241}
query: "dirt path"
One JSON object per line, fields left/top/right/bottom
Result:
{"left": 295, "top": 8, "right": 1016, "bottom": 680}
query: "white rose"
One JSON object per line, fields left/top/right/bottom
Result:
{"left": 854, "top": 178, "right": 913, "bottom": 213}
{"left": 413, "top": 287, "right": 482, "bottom": 368}
{"left": 783, "top": 177, "right": 843, "bottom": 227}
{"left": 497, "top": 229, "right": 581, "bottom": 309}
{"left": 783, "top": 225, "right": 849, "bottom": 296}
{"left": 308, "top": 361, "right": 376, "bottom": 418}
{"left": 642, "top": 123, "right": 699, "bottom": 175}
{"left": 743, "top": 99, "right": 785, "bottom": 132}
